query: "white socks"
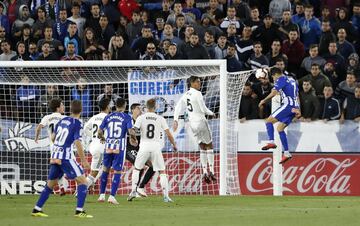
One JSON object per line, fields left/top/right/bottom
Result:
{"left": 86, "top": 175, "right": 95, "bottom": 188}
{"left": 200, "top": 150, "right": 208, "bottom": 175}
{"left": 159, "top": 174, "right": 169, "bottom": 198}
{"left": 207, "top": 149, "right": 214, "bottom": 174}
{"left": 131, "top": 169, "right": 140, "bottom": 192}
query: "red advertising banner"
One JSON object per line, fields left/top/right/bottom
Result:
{"left": 238, "top": 153, "right": 360, "bottom": 196}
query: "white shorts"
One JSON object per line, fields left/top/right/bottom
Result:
{"left": 189, "top": 120, "right": 212, "bottom": 144}
{"left": 88, "top": 140, "right": 105, "bottom": 171}
{"left": 134, "top": 142, "right": 165, "bottom": 171}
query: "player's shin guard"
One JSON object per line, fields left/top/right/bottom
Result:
{"left": 266, "top": 122, "right": 274, "bottom": 142}
{"left": 110, "top": 173, "right": 121, "bottom": 196}
{"left": 139, "top": 167, "right": 155, "bottom": 188}
{"left": 159, "top": 174, "right": 169, "bottom": 198}
{"left": 278, "top": 131, "right": 289, "bottom": 152}
{"left": 35, "top": 185, "right": 52, "bottom": 210}
{"left": 200, "top": 150, "right": 208, "bottom": 175}
{"left": 100, "top": 171, "right": 109, "bottom": 194}
{"left": 206, "top": 150, "right": 214, "bottom": 173}
{"left": 131, "top": 169, "right": 140, "bottom": 192}
{"left": 76, "top": 184, "right": 87, "bottom": 211}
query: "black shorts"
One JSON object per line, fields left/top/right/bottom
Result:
{"left": 126, "top": 148, "right": 138, "bottom": 165}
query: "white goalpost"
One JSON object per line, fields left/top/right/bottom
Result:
{"left": 0, "top": 60, "right": 255, "bottom": 196}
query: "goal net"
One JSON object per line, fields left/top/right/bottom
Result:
{"left": 0, "top": 60, "right": 251, "bottom": 196}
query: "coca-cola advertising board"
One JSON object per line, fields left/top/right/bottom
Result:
{"left": 238, "top": 153, "right": 360, "bottom": 196}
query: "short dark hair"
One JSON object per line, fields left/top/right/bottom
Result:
{"left": 253, "top": 41, "right": 262, "bottom": 47}
{"left": 71, "top": 100, "right": 82, "bottom": 114}
{"left": 49, "top": 98, "right": 62, "bottom": 112}
{"left": 116, "top": 97, "right": 126, "bottom": 108}
{"left": 146, "top": 98, "right": 156, "bottom": 109}
{"left": 302, "top": 78, "right": 312, "bottom": 85}
{"left": 271, "top": 67, "right": 282, "bottom": 76}
{"left": 189, "top": 76, "right": 200, "bottom": 84}
{"left": 131, "top": 103, "right": 141, "bottom": 111}
{"left": 98, "top": 98, "right": 110, "bottom": 111}
{"left": 304, "top": 4, "right": 314, "bottom": 9}
{"left": 311, "top": 63, "right": 320, "bottom": 68}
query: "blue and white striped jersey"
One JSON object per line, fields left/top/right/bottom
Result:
{"left": 99, "top": 112, "right": 132, "bottom": 152}
{"left": 274, "top": 75, "right": 299, "bottom": 107}
{"left": 51, "top": 117, "right": 82, "bottom": 160}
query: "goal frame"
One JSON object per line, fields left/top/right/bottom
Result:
{"left": 0, "top": 60, "right": 229, "bottom": 195}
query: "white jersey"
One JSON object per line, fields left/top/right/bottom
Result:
{"left": 84, "top": 112, "right": 107, "bottom": 142}
{"left": 174, "top": 87, "right": 214, "bottom": 122}
{"left": 134, "top": 112, "right": 169, "bottom": 144}
{"left": 39, "top": 112, "right": 65, "bottom": 145}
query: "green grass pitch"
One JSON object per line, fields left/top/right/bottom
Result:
{"left": 1, "top": 195, "right": 360, "bottom": 226}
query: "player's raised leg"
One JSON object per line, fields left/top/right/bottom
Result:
{"left": 262, "top": 116, "right": 278, "bottom": 150}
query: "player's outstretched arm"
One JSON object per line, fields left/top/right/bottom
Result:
{"left": 259, "top": 89, "right": 279, "bottom": 107}
{"left": 128, "top": 128, "right": 138, "bottom": 146}
{"left": 34, "top": 124, "right": 45, "bottom": 143}
{"left": 173, "top": 96, "right": 185, "bottom": 131}
{"left": 74, "top": 139, "right": 90, "bottom": 170}
{"left": 165, "top": 129, "right": 177, "bottom": 152}
{"left": 97, "top": 128, "right": 106, "bottom": 143}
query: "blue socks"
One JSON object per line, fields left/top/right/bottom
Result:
{"left": 76, "top": 184, "right": 87, "bottom": 210}
{"left": 35, "top": 185, "right": 52, "bottom": 209}
{"left": 279, "top": 131, "right": 289, "bottom": 151}
{"left": 100, "top": 171, "right": 109, "bottom": 194}
{"left": 111, "top": 173, "right": 121, "bottom": 196}
{"left": 266, "top": 122, "right": 274, "bottom": 141}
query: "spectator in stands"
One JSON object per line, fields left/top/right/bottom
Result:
{"left": 181, "top": 24, "right": 195, "bottom": 45}
{"left": 244, "top": 6, "right": 262, "bottom": 31}
{"left": 117, "top": 0, "right": 140, "bottom": 21}
{"left": 166, "top": 1, "right": 194, "bottom": 26}
{"left": 183, "top": 0, "right": 202, "bottom": 21}
{"left": 40, "top": 0, "right": 57, "bottom": 21}
{"left": 161, "top": 23, "right": 182, "bottom": 45}
{"left": 214, "top": 34, "right": 227, "bottom": 60}
{"left": 318, "top": 20, "right": 336, "bottom": 55}
{"left": 53, "top": 8, "right": 71, "bottom": 45}
{"left": 279, "top": 10, "right": 299, "bottom": 39}
{"left": 319, "top": 85, "right": 341, "bottom": 121}
{"left": 18, "top": 24, "right": 34, "bottom": 54}
{"left": 151, "top": 0, "right": 171, "bottom": 22}
{"left": 323, "top": 61, "right": 339, "bottom": 89}
{"left": 299, "top": 63, "right": 332, "bottom": 98}
{"left": 236, "top": 26, "right": 253, "bottom": 64}
{"left": 140, "top": 42, "right": 164, "bottom": 60}
{"left": 300, "top": 44, "right": 326, "bottom": 77}
{"left": 38, "top": 85, "right": 60, "bottom": 117}
{"left": 203, "top": 30, "right": 216, "bottom": 59}
{"left": 182, "top": 33, "right": 209, "bottom": 59}
{"left": 252, "top": 14, "right": 283, "bottom": 54}
{"left": 101, "top": 0, "right": 120, "bottom": 27}
{"left": 252, "top": 75, "right": 273, "bottom": 118}
{"left": 131, "top": 25, "right": 159, "bottom": 57}
{"left": 199, "top": 13, "right": 223, "bottom": 41}
{"left": 347, "top": 53, "right": 360, "bottom": 79}
{"left": 32, "top": 7, "right": 54, "bottom": 40}
{"left": 291, "top": 2, "right": 304, "bottom": 24}
{"left": 337, "top": 28, "right": 356, "bottom": 60}
{"left": 109, "top": 33, "right": 136, "bottom": 60}
{"left": 239, "top": 82, "right": 258, "bottom": 122}
{"left": 332, "top": 7, "right": 358, "bottom": 43}
{"left": 335, "top": 72, "right": 357, "bottom": 104}
{"left": 268, "top": 0, "right": 291, "bottom": 24}
{"left": 320, "top": 6, "right": 334, "bottom": 24}
{"left": 220, "top": 5, "right": 241, "bottom": 33}
{"left": 173, "top": 14, "right": 186, "bottom": 40}
{"left": 153, "top": 17, "right": 165, "bottom": 40}
{"left": 0, "top": 25, "right": 6, "bottom": 46}
{"left": 282, "top": 28, "right": 305, "bottom": 74}
{"left": 68, "top": 3, "right": 86, "bottom": 38}
{"left": 28, "top": 42, "right": 39, "bottom": 60}
{"left": 96, "top": 84, "right": 120, "bottom": 109}
{"left": 297, "top": 4, "right": 321, "bottom": 50}
{"left": 351, "top": 3, "right": 360, "bottom": 33}
{"left": 0, "top": 39, "right": 16, "bottom": 60}
{"left": 165, "top": 43, "right": 182, "bottom": 59}
{"left": 160, "top": 39, "right": 171, "bottom": 55}
{"left": 299, "top": 79, "right": 320, "bottom": 122}
{"left": 64, "top": 22, "right": 81, "bottom": 55}
{"left": 98, "top": 14, "right": 115, "bottom": 49}
{"left": 248, "top": 41, "right": 269, "bottom": 70}
{"left": 11, "top": 41, "right": 31, "bottom": 61}
{"left": 266, "top": 39, "right": 288, "bottom": 67}
{"left": 16, "top": 75, "right": 40, "bottom": 123}
{"left": 226, "top": 42, "right": 242, "bottom": 72}
{"left": 61, "top": 42, "right": 84, "bottom": 60}
{"left": 233, "top": 0, "right": 251, "bottom": 21}
{"left": 82, "top": 27, "right": 105, "bottom": 60}
{"left": 37, "top": 26, "right": 64, "bottom": 59}
{"left": 85, "top": 3, "right": 101, "bottom": 36}
{"left": 203, "top": 0, "right": 222, "bottom": 26}
{"left": 340, "top": 85, "right": 360, "bottom": 123}
{"left": 116, "top": 15, "right": 129, "bottom": 43}
{"left": 12, "top": 5, "right": 34, "bottom": 39}
{"left": 0, "top": 2, "right": 10, "bottom": 35}
{"left": 323, "top": 41, "right": 346, "bottom": 81}
{"left": 226, "top": 23, "right": 240, "bottom": 46}
{"left": 126, "top": 10, "right": 143, "bottom": 43}
{"left": 37, "top": 41, "right": 58, "bottom": 60}
{"left": 71, "top": 77, "right": 93, "bottom": 117}
{"left": 102, "top": 50, "right": 111, "bottom": 60}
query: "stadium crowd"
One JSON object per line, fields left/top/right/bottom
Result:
{"left": 1, "top": 0, "right": 360, "bottom": 123}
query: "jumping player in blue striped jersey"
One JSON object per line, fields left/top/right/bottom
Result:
{"left": 97, "top": 98, "right": 137, "bottom": 204}
{"left": 258, "top": 68, "right": 301, "bottom": 164}
{"left": 31, "top": 100, "right": 92, "bottom": 218}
